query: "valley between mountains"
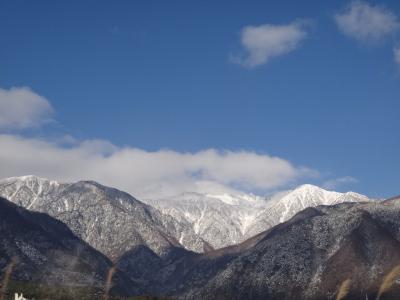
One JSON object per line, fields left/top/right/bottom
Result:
{"left": 0, "top": 175, "right": 399, "bottom": 299}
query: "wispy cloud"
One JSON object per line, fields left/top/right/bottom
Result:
{"left": 0, "top": 87, "right": 54, "bottom": 130}
{"left": 335, "top": 1, "right": 399, "bottom": 43}
{"left": 231, "top": 21, "right": 309, "bottom": 68}
{"left": 394, "top": 46, "right": 400, "bottom": 64}
{"left": 322, "top": 176, "right": 358, "bottom": 190}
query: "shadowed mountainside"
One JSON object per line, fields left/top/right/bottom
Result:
{"left": 0, "top": 196, "right": 139, "bottom": 298}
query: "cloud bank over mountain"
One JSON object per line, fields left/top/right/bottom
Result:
{"left": 0, "top": 134, "right": 316, "bottom": 198}
{"left": 0, "top": 86, "right": 322, "bottom": 198}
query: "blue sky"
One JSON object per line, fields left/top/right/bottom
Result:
{"left": 0, "top": 0, "right": 399, "bottom": 198}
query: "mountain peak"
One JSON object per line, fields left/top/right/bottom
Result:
{"left": 290, "top": 184, "right": 367, "bottom": 201}
{"left": 293, "top": 184, "right": 324, "bottom": 192}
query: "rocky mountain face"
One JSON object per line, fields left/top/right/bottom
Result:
{"left": 0, "top": 196, "right": 138, "bottom": 296}
{"left": 143, "top": 192, "right": 266, "bottom": 250}
{"left": 0, "top": 176, "right": 205, "bottom": 257}
{"left": 181, "top": 199, "right": 400, "bottom": 300}
{"left": 144, "top": 184, "right": 370, "bottom": 250}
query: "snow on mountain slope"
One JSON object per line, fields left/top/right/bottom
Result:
{"left": 184, "top": 199, "right": 400, "bottom": 300}
{"left": 0, "top": 176, "right": 370, "bottom": 253}
{"left": 143, "top": 192, "right": 265, "bottom": 250}
{"left": 0, "top": 175, "right": 205, "bottom": 257}
{"left": 145, "top": 184, "right": 370, "bottom": 250}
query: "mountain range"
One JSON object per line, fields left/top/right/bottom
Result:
{"left": 1, "top": 175, "right": 399, "bottom": 299}
{"left": 144, "top": 184, "right": 369, "bottom": 250}
{"left": 0, "top": 176, "right": 369, "bottom": 254}
{"left": 0, "top": 176, "right": 204, "bottom": 257}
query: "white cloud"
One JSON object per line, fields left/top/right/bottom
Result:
{"left": 0, "top": 134, "right": 315, "bottom": 198}
{"left": 0, "top": 87, "right": 54, "bottom": 130}
{"left": 232, "top": 21, "right": 308, "bottom": 68}
{"left": 394, "top": 46, "right": 400, "bottom": 64}
{"left": 335, "top": 1, "right": 399, "bottom": 43}
{"left": 322, "top": 176, "right": 358, "bottom": 190}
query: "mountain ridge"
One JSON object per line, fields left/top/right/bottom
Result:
{"left": 0, "top": 175, "right": 206, "bottom": 256}
{"left": 144, "top": 182, "right": 370, "bottom": 249}
{"left": 1, "top": 176, "right": 399, "bottom": 300}
{"left": 0, "top": 175, "right": 371, "bottom": 252}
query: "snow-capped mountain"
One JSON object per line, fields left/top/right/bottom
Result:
{"left": 182, "top": 198, "right": 400, "bottom": 300}
{"left": 243, "top": 184, "right": 370, "bottom": 240}
{"left": 0, "top": 176, "right": 370, "bottom": 254}
{"left": 143, "top": 192, "right": 266, "bottom": 250}
{"left": 0, "top": 175, "right": 205, "bottom": 257}
{"left": 143, "top": 184, "right": 370, "bottom": 250}
{"left": 0, "top": 180, "right": 394, "bottom": 300}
